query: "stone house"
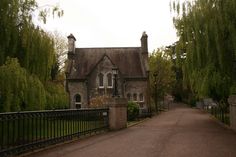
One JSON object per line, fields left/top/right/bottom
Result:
{"left": 65, "top": 32, "right": 150, "bottom": 110}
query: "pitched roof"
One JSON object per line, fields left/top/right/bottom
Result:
{"left": 66, "top": 47, "right": 147, "bottom": 79}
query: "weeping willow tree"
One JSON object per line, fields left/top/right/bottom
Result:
{"left": 0, "top": 0, "right": 68, "bottom": 112}
{"left": 0, "top": 0, "right": 64, "bottom": 81}
{"left": 0, "top": 58, "right": 46, "bottom": 112}
{"left": 19, "top": 24, "right": 56, "bottom": 81}
{"left": 171, "top": 0, "right": 236, "bottom": 101}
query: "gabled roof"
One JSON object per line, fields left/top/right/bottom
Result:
{"left": 66, "top": 47, "right": 147, "bottom": 79}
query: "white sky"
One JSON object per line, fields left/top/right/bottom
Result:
{"left": 36, "top": 0, "right": 180, "bottom": 52}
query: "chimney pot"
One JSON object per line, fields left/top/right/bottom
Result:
{"left": 67, "top": 33, "right": 76, "bottom": 53}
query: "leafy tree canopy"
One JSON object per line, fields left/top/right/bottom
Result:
{"left": 149, "top": 48, "right": 176, "bottom": 100}
{"left": 171, "top": 0, "right": 236, "bottom": 101}
{"left": 0, "top": 0, "right": 68, "bottom": 112}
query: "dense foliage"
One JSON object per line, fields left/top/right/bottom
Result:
{"left": 171, "top": 0, "right": 236, "bottom": 101}
{"left": 0, "top": 58, "right": 46, "bottom": 112}
{"left": 45, "top": 82, "right": 69, "bottom": 110}
{"left": 127, "top": 101, "right": 139, "bottom": 121}
{"left": 149, "top": 48, "right": 176, "bottom": 102}
{"left": 0, "top": 0, "right": 68, "bottom": 112}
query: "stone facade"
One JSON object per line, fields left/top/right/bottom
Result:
{"left": 65, "top": 32, "right": 150, "bottom": 109}
{"left": 68, "top": 82, "right": 87, "bottom": 108}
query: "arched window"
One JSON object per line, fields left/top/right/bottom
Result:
{"left": 139, "top": 93, "right": 144, "bottom": 102}
{"left": 127, "top": 93, "right": 131, "bottom": 101}
{"left": 74, "top": 94, "right": 81, "bottom": 109}
{"left": 98, "top": 73, "right": 104, "bottom": 87}
{"left": 107, "top": 73, "right": 112, "bottom": 88}
{"left": 133, "top": 93, "right": 137, "bottom": 101}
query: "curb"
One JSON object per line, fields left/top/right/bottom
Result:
{"left": 127, "top": 117, "right": 151, "bottom": 127}
{"left": 127, "top": 111, "right": 168, "bottom": 128}
{"left": 200, "top": 109, "right": 235, "bottom": 133}
{"left": 209, "top": 114, "right": 233, "bottom": 130}
{"left": 20, "top": 131, "right": 108, "bottom": 157}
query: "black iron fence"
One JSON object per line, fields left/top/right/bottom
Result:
{"left": 205, "top": 105, "right": 230, "bottom": 125}
{"left": 0, "top": 108, "right": 109, "bottom": 157}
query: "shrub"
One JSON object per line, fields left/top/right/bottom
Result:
{"left": 127, "top": 101, "right": 139, "bottom": 121}
{"left": 45, "top": 82, "right": 69, "bottom": 110}
{"left": 90, "top": 96, "right": 109, "bottom": 108}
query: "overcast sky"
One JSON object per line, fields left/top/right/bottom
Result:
{"left": 36, "top": 0, "right": 180, "bottom": 52}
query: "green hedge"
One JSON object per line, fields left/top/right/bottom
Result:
{"left": 127, "top": 101, "right": 139, "bottom": 121}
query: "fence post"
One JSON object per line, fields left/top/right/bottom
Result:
{"left": 228, "top": 95, "right": 236, "bottom": 131}
{"left": 105, "top": 98, "right": 127, "bottom": 130}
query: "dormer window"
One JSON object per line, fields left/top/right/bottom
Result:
{"left": 107, "top": 73, "right": 113, "bottom": 88}
{"left": 99, "top": 73, "right": 104, "bottom": 88}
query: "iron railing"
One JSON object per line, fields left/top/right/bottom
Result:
{"left": 0, "top": 108, "right": 109, "bottom": 157}
{"left": 205, "top": 105, "right": 230, "bottom": 125}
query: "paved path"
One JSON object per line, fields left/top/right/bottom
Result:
{"left": 27, "top": 103, "right": 236, "bottom": 157}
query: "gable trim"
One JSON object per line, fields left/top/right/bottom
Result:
{"left": 86, "top": 53, "right": 117, "bottom": 77}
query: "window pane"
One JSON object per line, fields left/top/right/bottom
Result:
{"left": 133, "top": 93, "right": 137, "bottom": 101}
{"left": 76, "top": 104, "right": 81, "bottom": 109}
{"left": 107, "top": 73, "right": 112, "bottom": 87}
{"left": 75, "top": 94, "right": 81, "bottom": 102}
{"left": 127, "top": 93, "right": 131, "bottom": 101}
{"left": 99, "top": 73, "right": 104, "bottom": 86}
{"left": 139, "top": 93, "right": 144, "bottom": 101}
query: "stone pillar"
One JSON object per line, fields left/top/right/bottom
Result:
{"left": 106, "top": 98, "right": 127, "bottom": 130}
{"left": 228, "top": 95, "right": 236, "bottom": 131}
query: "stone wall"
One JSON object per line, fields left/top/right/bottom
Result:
{"left": 125, "top": 80, "right": 148, "bottom": 109}
{"left": 88, "top": 55, "right": 122, "bottom": 98}
{"left": 68, "top": 81, "right": 88, "bottom": 108}
{"left": 67, "top": 56, "right": 149, "bottom": 109}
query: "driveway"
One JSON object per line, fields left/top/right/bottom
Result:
{"left": 26, "top": 103, "right": 236, "bottom": 157}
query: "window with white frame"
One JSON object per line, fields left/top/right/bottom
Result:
{"left": 139, "top": 93, "right": 144, "bottom": 102}
{"left": 74, "top": 94, "right": 81, "bottom": 109}
{"left": 107, "top": 73, "right": 113, "bottom": 88}
{"left": 133, "top": 93, "right": 137, "bottom": 101}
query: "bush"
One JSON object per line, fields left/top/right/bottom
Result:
{"left": 90, "top": 96, "right": 109, "bottom": 108}
{"left": 189, "top": 98, "right": 197, "bottom": 107}
{"left": 0, "top": 58, "right": 46, "bottom": 112}
{"left": 45, "top": 82, "right": 69, "bottom": 110}
{"left": 127, "top": 101, "right": 139, "bottom": 121}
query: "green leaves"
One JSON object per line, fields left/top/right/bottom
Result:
{"left": 171, "top": 0, "right": 236, "bottom": 100}
{"left": 0, "top": 1, "right": 68, "bottom": 112}
{"left": 0, "top": 58, "right": 69, "bottom": 112}
{"left": 45, "top": 82, "right": 69, "bottom": 110}
{"left": 38, "top": 4, "right": 64, "bottom": 24}
{"left": 127, "top": 101, "right": 139, "bottom": 121}
{"left": 0, "top": 58, "right": 44, "bottom": 112}
{"left": 149, "top": 48, "right": 176, "bottom": 100}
